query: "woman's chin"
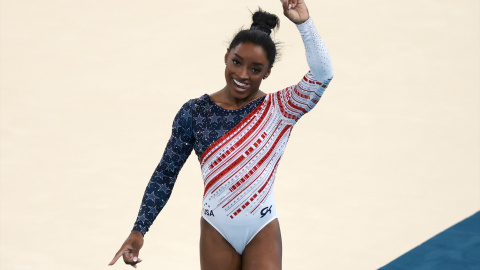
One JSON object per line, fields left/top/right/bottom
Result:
{"left": 228, "top": 85, "right": 256, "bottom": 99}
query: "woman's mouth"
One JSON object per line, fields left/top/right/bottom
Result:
{"left": 233, "top": 78, "right": 250, "bottom": 92}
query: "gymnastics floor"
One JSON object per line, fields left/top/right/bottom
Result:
{"left": 380, "top": 211, "right": 480, "bottom": 269}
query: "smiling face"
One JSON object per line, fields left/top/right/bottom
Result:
{"left": 224, "top": 42, "right": 272, "bottom": 100}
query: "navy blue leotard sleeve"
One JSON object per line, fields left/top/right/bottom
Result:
{"left": 132, "top": 101, "right": 195, "bottom": 235}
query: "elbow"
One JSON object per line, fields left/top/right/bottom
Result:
{"left": 324, "top": 69, "right": 334, "bottom": 84}
{"left": 320, "top": 64, "right": 334, "bottom": 82}
{"left": 327, "top": 65, "right": 334, "bottom": 80}
{"left": 328, "top": 71, "right": 334, "bottom": 81}
{"left": 327, "top": 65, "right": 334, "bottom": 81}
{"left": 323, "top": 70, "right": 334, "bottom": 88}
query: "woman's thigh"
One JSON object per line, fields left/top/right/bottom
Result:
{"left": 200, "top": 217, "right": 242, "bottom": 270}
{"left": 241, "top": 218, "right": 282, "bottom": 270}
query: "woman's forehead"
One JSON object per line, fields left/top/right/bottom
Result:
{"left": 229, "top": 43, "right": 268, "bottom": 64}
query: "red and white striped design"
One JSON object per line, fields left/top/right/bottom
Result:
{"left": 200, "top": 71, "right": 330, "bottom": 219}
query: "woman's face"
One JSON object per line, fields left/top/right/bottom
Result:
{"left": 224, "top": 42, "right": 271, "bottom": 100}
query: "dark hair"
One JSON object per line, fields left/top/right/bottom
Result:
{"left": 228, "top": 8, "right": 280, "bottom": 68}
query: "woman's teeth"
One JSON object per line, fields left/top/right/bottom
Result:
{"left": 233, "top": 79, "right": 248, "bottom": 89}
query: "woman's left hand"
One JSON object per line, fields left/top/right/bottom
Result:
{"left": 280, "top": 0, "right": 309, "bottom": 25}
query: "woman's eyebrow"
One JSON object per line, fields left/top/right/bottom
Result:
{"left": 234, "top": 53, "right": 264, "bottom": 67}
{"left": 234, "top": 53, "right": 244, "bottom": 60}
{"left": 234, "top": 53, "right": 264, "bottom": 66}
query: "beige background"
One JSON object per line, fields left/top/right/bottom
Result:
{"left": 1, "top": 0, "right": 479, "bottom": 269}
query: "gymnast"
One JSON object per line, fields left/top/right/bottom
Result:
{"left": 109, "top": 0, "right": 333, "bottom": 268}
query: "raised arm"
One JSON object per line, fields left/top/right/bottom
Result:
{"left": 278, "top": 0, "right": 334, "bottom": 121}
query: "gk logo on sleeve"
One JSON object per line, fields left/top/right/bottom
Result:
{"left": 260, "top": 205, "right": 272, "bottom": 218}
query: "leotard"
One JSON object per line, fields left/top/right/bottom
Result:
{"left": 132, "top": 17, "right": 333, "bottom": 255}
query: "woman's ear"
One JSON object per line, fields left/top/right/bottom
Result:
{"left": 263, "top": 68, "right": 272, "bottom": 79}
{"left": 224, "top": 50, "right": 230, "bottom": 64}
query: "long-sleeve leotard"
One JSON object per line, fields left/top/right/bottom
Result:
{"left": 132, "top": 17, "right": 333, "bottom": 235}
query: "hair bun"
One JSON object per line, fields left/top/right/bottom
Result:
{"left": 250, "top": 8, "right": 280, "bottom": 35}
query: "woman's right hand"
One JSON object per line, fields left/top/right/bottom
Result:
{"left": 109, "top": 230, "right": 144, "bottom": 268}
{"left": 280, "top": 0, "right": 310, "bottom": 25}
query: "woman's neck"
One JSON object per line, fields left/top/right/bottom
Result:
{"left": 209, "top": 87, "right": 266, "bottom": 110}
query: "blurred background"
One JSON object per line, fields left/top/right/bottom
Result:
{"left": 1, "top": 0, "right": 478, "bottom": 269}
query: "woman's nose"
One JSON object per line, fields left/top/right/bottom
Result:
{"left": 238, "top": 67, "right": 248, "bottom": 79}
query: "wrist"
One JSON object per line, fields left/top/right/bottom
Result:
{"left": 295, "top": 17, "right": 311, "bottom": 25}
{"left": 296, "top": 17, "right": 314, "bottom": 32}
{"left": 130, "top": 230, "right": 144, "bottom": 238}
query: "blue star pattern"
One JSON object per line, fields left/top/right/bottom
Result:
{"left": 137, "top": 214, "right": 146, "bottom": 223}
{"left": 148, "top": 207, "right": 159, "bottom": 216}
{"left": 226, "top": 113, "right": 235, "bottom": 123}
{"left": 217, "top": 127, "right": 227, "bottom": 137}
{"left": 158, "top": 183, "right": 171, "bottom": 194}
{"left": 195, "top": 115, "right": 204, "bottom": 124}
{"left": 147, "top": 191, "right": 160, "bottom": 203}
{"left": 132, "top": 94, "right": 265, "bottom": 235}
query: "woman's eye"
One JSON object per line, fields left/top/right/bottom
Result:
{"left": 232, "top": 60, "right": 240, "bottom": 65}
{"left": 252, "top": 68, "right": 261, "bottom": 73}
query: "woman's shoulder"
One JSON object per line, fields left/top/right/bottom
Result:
{"left": 191, "top": 94, "right": 210, "bottom": 106}
{"left": 186, "top": 94, "right": 211, "bottom": 110}
{"left": 176, "top": 94, "right": 211, "bottom": 115}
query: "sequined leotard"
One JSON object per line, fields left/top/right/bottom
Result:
{"left": 133, "top": 17, "right": 333, "bottom": 254}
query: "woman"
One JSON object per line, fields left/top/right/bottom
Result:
{"left": 109, "top": 0, "right": 333, "bottom": 269}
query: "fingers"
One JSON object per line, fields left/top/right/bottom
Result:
{"left": 108, "top": 249, "right": 125, "bottom": 266}
{"left": 123, "top": 248, "right": 143, "bottom": 267}
{"left": 125, "top": 258, "right": 142, "bottom": 268}
{"left": 280, "top": 0, "right": 297, "bottom": 11}
{"left": 130, "top": 257, "right": 143, "bottom": 268}
{"left": 109, "top": 247, "right": 142, "bottom": 267}
{"left": 129, "top": 257, "right": 142, "bottom": 268}
{"left": 289, "top": 0, "right": 297, "bottom": 9}
{"left": 131, "top": 254, "right": 143, "bottom": 264}
{"left": 110, "top": 232, "right": 144, "bottom": 267}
